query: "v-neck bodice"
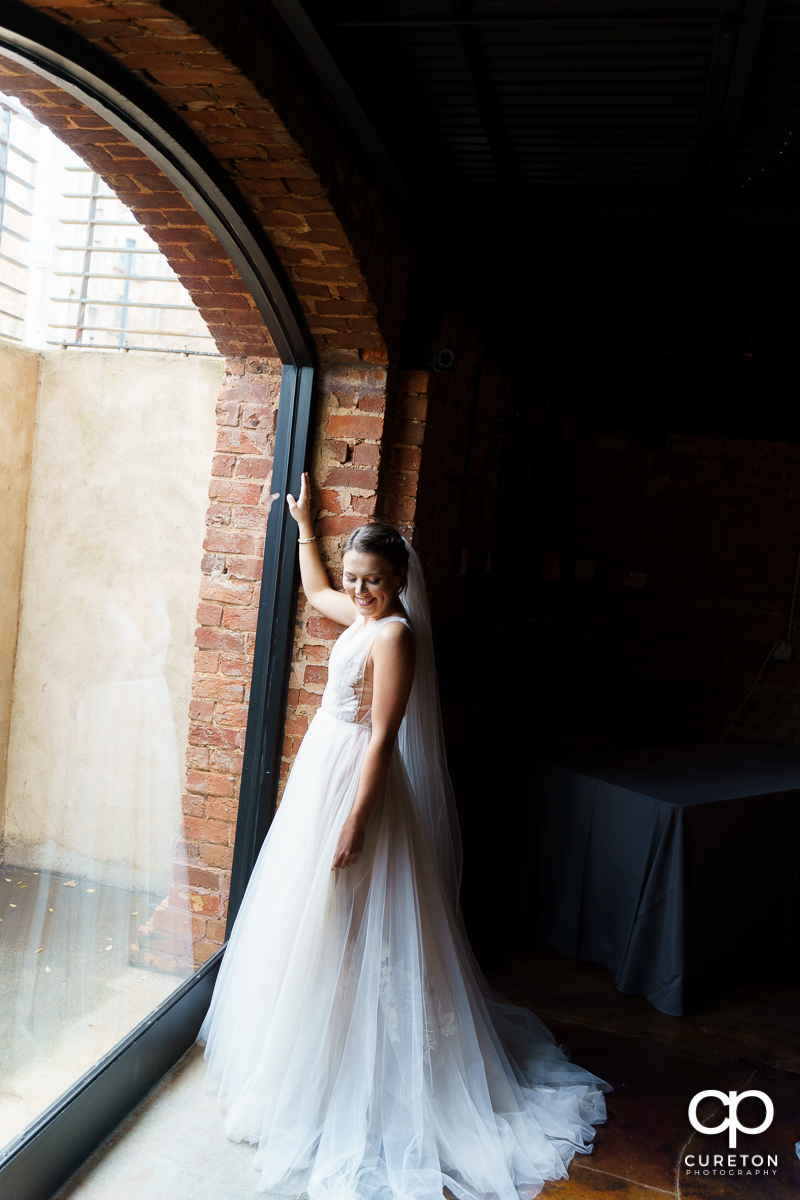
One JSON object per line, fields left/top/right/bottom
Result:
{"left": 319, "top": 614, "right": 412, "bottom": 729}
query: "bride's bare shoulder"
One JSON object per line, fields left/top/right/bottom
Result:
{"left": 374, "top": 619, "right": 415, "bottom": 657}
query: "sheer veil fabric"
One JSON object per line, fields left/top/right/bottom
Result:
{"left": 198, "top": 537, "right": 611, "bottom": 1200}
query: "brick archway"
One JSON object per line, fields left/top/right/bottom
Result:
{"left": 6, "top": 0, "right": 407, "bottom": 359}
{"left": 0, "top": 6, "right": 420, "bottom": 968}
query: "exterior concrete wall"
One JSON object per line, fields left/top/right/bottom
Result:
{"left": 0, "top": 341, "right": 39, "bottom": 842}
{"left": 2, "top": 348, "right": 222, "bottom": 890}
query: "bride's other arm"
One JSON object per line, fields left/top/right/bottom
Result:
{"left": 285, "top": 471, "right": 356, "bottom": 627}
{"left": 332, "top": 622, "right": 416, "bottom": 870}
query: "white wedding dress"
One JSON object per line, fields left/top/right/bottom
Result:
{"left": 198, "top": 541, "right": 610, "bottom": 1200}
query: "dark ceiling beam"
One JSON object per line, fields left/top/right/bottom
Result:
{"left": 331, "top": 17, "right": 717, "bottom": 28}
{"left": 690, "top": 0, "right": 745, "bottom": 202}
{"left": 270, "top": 0, "right": 418, "bottom": 215}
{"left": 690, "top": 0, "right": 768, "bottom": 215}
{"left": 508, "top": 304, "right": 800, "bottom": 328}
{"left": 440, "top": 0, "right": 524, "bottom": 202}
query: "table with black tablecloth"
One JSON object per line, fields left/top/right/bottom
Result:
{"left": 523, "top": 740, "right": 800, "bottom": 1015}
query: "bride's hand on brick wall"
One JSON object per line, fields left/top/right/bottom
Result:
{"left": 286, "top": 470, "right": 314, "bottom": 536}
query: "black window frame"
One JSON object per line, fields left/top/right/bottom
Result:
{"left": 0, "top": 4, "right": 316, "bottom": 1196}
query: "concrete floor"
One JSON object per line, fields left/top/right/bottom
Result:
{"left": 0, "top": 867, "right": 179, "bottom": 1149}
{"left": 57, "top": 1045, "right": 261, "bottom": 1200}
{"left": 53, "top": 938, "right": 800, "bottom": 1199}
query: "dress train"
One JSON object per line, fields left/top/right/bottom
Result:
{"left": 198, "top": 606, "right": 610, "bottom": 1200}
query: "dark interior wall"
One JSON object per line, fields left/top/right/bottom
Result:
{"left": 505, "top": 316, "right": 800, "bottom": 755}
{"left": 415, "top": 311, "right": 506, "bottom": 630}
{"left": 537, "top": 427, "right": 800, "bottom": 749}
{"left": 446, "top": 316, "right": 800, "bottom": 956}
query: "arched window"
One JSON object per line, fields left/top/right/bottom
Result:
{"left": 0, "top": 11, "right": 315, "bottom": 1198}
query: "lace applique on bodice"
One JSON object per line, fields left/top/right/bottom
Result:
{"left": 320, "top": 613, "right": 411, "bottom": 730}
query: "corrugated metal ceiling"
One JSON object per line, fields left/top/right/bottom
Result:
{"left": 310, "top": 0, "right": 797, "bottom": 215}
{"left": 290, "top": 0, "right": 800, "bottom": 323}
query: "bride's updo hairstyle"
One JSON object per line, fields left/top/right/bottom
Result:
{"left": 342, "top": 522, "right": 410, "bottom": 595}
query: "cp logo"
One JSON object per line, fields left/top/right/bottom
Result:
{"left": 688, "top": 1091, "right": 774, "bottom": 1149}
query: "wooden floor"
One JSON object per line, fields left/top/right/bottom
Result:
{"left": 487, "top": 938, "right": 800, "bottom": 1198}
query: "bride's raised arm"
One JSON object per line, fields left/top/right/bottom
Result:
{"left": 285, "top": 471, "right": 356, "bottom": 627}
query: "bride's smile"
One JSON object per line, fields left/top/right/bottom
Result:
{"left": 342, "top": 547, "right": 407, "bottom": 623}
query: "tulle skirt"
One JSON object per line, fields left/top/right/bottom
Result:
{"left": 198, "top": 707, "right": 610, "bottom": 1200}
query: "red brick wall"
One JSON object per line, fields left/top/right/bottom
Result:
{"left": 0, "top": 59, "right": 276, "bottom": 358}
{"left": 159, "top": 0, "right": 410, "bottom": 355}
{"left": 280, "top": 337, "right": 509, "bottom": 817}
{"left": 15, "top": 0, "right": 407, "bottom": 358}
{"left": 135, "top": 352, "right": 396, "bottom": 971}
{"left": 408, "top": 312, "right": 506, "bottom": 629}
{"left": 280, "top": 357, "right": 392, "bottom": 803}
{"left": 135, "top": 355, "right": 281, "bottom": 971}
{"left": 377, "top": 369, "right": 428, "bottom": 538}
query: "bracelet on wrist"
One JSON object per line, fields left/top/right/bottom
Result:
{"left": 298, "top": 534, "right": 316, "bottom": 544}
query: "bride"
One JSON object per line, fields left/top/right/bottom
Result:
{"left": 198, "top": 472, "right": 611, "bottom": 1200}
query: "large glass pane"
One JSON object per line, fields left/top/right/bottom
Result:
{"left": 0, "top": 85, "right": 241, "bottom": 1150}
{"left": 0, "top": 93, "right": 216, "bottom": 354}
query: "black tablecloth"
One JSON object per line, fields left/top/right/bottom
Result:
{"left": 525, "top": 740, "right": 800, "bottom": 1015}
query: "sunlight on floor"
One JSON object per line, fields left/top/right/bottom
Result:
{"left": 0, "top": 968, "right": 176, "bottom": 1147}
{"left": 57, "top": 1045, "right": 263, "bottom": 1200}
{"left": 0, "top": 867, "right": 182, "bottom": 1150}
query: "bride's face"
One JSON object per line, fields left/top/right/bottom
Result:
{"left": 342, "top": 550, "right": 402, "bottom": 620}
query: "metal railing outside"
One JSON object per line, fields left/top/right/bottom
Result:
{"left": 0, "top": 100, "right": 35, "bottom": 340}
{"left": 47, "top": 166, "right": 218, "bottom": 354}
{"left": 0, "top": 97, "right": 220, "bottom": 356}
